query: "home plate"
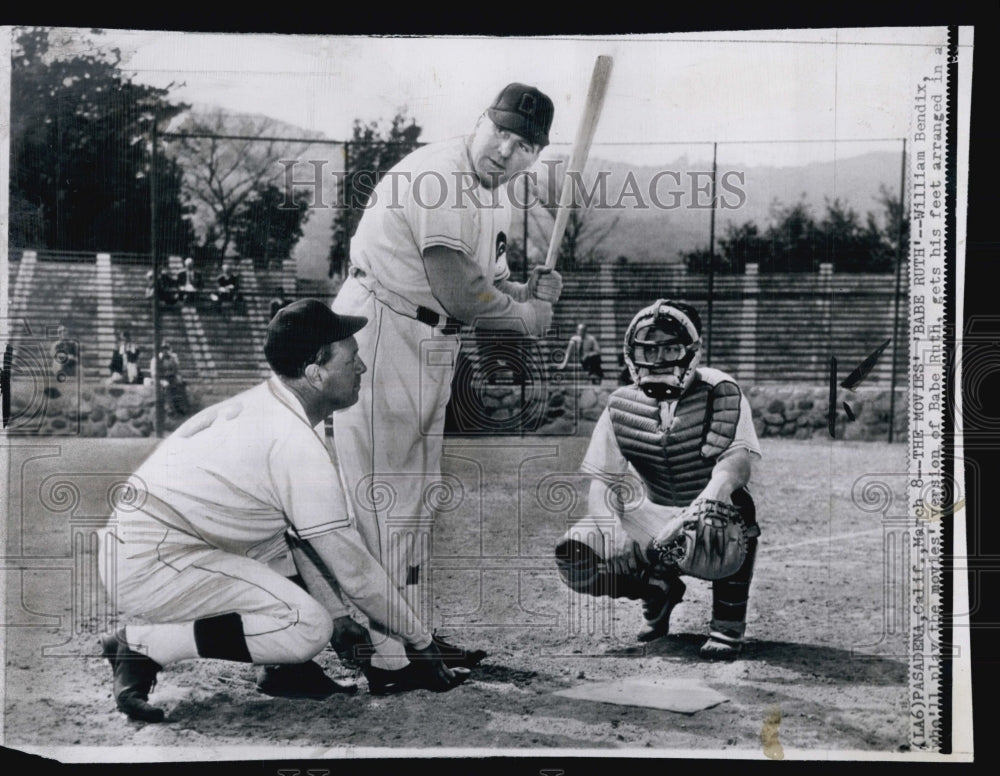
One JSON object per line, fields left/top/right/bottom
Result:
{"left": 554, "top": 678, "right": 729, "bottom": 714}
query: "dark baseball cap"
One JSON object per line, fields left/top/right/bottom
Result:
{"left": 265, "top": 298, "right": 367, "bottom": 377}
{"left": 486, "top": 83, "right": 554, "bottom": 147}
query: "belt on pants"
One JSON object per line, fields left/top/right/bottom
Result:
{"left": 348, "top": 265, "right": 463, "bottom": 334}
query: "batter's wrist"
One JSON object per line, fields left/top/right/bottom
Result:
{"left": 408, "top": 633, "right": 434, "bottom": 651}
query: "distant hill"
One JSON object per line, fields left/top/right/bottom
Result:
{"left": 172, "top": 102, "right": 904, "bottom": 274}
{"left": 167, "top": 105, "right": 342, "bottom": 279}
{"left": 529, "top": 150, "right": 905, "bottom": 264}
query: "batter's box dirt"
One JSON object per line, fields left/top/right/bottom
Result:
{"left": 472, "top": 663, "right": 545, "bottom": 688}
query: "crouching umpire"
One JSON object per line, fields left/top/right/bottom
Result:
{"left": 97, "top": 299, "right": 468, "bottom": 723}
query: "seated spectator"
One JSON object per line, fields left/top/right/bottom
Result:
{"left": 210, "top": 261, "right": 244, "bottom": 315}
{"left": 145, "top": 269, "right": 178, "bottom": 307}
{"left": 51, "top": 324, "right": 78, "bottom": 381}
{"left": 177, "top": 257, "right": 203, "bottom": 305}
{"left": 108, "top": 327, "right": 143, "bottom": 385}
{"left": 150, "top": 341, "right": 190, "bottom": 415}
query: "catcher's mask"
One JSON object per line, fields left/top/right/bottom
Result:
{"left": 623, "top": 299, "right": 702, "bottom": 400}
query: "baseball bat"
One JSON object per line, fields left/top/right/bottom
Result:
{"left": 543, "top": 55, "right": 614, "bottom": 272}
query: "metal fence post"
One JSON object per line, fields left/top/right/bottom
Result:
{"left": 523, "top": 174, "right": 530, "bottom": 284}
{"left": 150, "top": 120, "right": 164, "bottom": 438}
{"left": 342, "top": 141, "right": 352, "bottom": 282}
{"left": 888, "top": 139, "right": 907, "bottom": 443}
{"left": 705, "top": 142, "right": 718, "bottom": 363}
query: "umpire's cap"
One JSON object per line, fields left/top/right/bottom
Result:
{"left": 487, "top": 83, "right": 554, "bottom": 147}
{"left": 265, "top": 298, "right": 367, "bottom": 377}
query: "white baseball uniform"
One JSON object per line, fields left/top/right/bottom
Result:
{"left": 99, "top": 375, "right": 432, "bottom": 665}
{"left": 331, "top": 136, "right": 519, "bottom": 666}
{"left": 568, "top": 367, "right": 762, "bottom": 553}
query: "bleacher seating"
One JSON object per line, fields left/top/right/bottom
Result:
{"left": 8, "top": 252, "right": 293, "bottom": 392}
{"left": 8, "top": 252, "right": 907, "bottom": 394}
{"left": 605, "top": 263, "right": 905, "bottom": 385}
{"left": 110, "top": 262, "right": 195, "bottom": 383}
{"left": 8, "top": 255, "right": 104, "bottom": 379}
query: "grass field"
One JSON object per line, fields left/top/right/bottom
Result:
{"left": 3, "top": 434, "right": 911, "bottom": 760}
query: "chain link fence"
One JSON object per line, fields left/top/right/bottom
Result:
{"left": 9, "top": 127, "right": 908, "bottom": 438}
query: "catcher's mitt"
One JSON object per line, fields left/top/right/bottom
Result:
{"left": 647, "top": 498, "right": 749, "bottom": 580}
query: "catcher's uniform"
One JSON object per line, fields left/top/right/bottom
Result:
{"left": 99, "top": 376, "right": 432, "bottom": 665}
{"left": 332, "top": 136, "right": 515, "bottom": 668}
{"left": 556, "top": 367, "right": 762, "bottom": 645}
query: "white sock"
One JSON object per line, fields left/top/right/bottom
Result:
{"left": 369, "top": 628, "right": 410, "bottom": 672}
{"left": 125, "top": 623, "right": 200, "bottom": 667}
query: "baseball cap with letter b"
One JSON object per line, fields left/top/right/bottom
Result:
{"left": 265, "top": 298, "right": 367, "bottom": 377}
{"left": 487, "top": 83, "right": 554, "bottom": 147}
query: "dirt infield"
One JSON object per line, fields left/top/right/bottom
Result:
{"left": 2, "top": 436, "right": 909, "bottom": 761}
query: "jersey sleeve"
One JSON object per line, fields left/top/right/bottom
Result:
{"left": 718, "top": 394, "right": 762, "bottom": 460}
{"left": 580, "top": 408, "right": 630, "bottom": 482}
{"left": 269, "top": 431, "right": 434, "bottom": 647}
{"left": 405, "top": 171, "right": 478, "bottom": 256}
{"left": 268, "top": 431, "right": 353, "bottom": 540}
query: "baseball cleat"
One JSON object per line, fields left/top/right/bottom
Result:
{"left": 100, "top": 629, "right": 165, "bottom": 723}
{"left": 255, "top": 661, "right": 358, "bottom": 699}
{"left": 363, "top": 663, "right": 471, "bottom": 696}
{"left": 431, "top": 632, "right": 488, "bottom": 669}
{"left": 364, "top": 665, "right": 419, "bottom": 696}
{"left": 636, "top": 579, "right": 686, "bottom": 642}
{"left": 699, "top": 632, "right": 744, "bottom": 660}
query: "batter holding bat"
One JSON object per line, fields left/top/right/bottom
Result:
{"left": 330, "top": 83, "right": 563, "bottom": 679}
{"left": 97, "top": 300, "right": 468, "bottom": 722}
{"left": 554, "top": 300, "right": 763, "bottom": 658}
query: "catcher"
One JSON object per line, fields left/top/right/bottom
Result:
{"left": 554, "top": 299, "right": 761, "bottom": 658}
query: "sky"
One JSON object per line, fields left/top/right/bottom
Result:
{"left": 75, "top": 26, "right": 949, "bottom": 168}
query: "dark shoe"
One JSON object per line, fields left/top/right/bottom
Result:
{"left": 636, "top": 579, "right": 686, "bottom": 643}
{"left": 363, "top": 662, "right": 470, "bottom": 696}
{"left": 100, "top": 630, "right": 165, "bottom": 723}
{"left": 432, "top": 632, "right": 487, "bottom": 669}
{"left": 255, "top": 661, "right": 358, "bottom": 699}
{"left": 364, "top": 664, "right": 427, "bottom": 696}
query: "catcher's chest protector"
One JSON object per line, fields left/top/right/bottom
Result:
{"left": 608, "top": 374, "right": 741, "bottom": 507}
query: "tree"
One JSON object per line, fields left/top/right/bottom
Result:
{"left": 529, "top": 163, "right": 620, "bottom": 271}
{"left": 10, "top": 26, "right": 192, "bottom": 253}
{"left": 536, "top": 206, "right": 621, "bottom": 271}
{"left": 762, "top": 198, "right": 821, "bottom": 272}
{"left": 681, "top": 191, "right": 907, "bottom": 274}
{"left": 503, "top": 237, "right": 529, "bottom": 278}
{"left": 330, "top": 111, "right": 423, "bottom": 277}
{"left": 231, "top": 183, "right": 312, "bottom": 269}
{"left": 684, "top": 221, "right": 765, "bottom": 274}
{"left": 9, "top": 190, "right": 46, "bottom": 248}
{"left": 169, "top": 109, "right": 317, "bottom": 261}
{"left": 863, "top": 185, "right": 910, "bottom": 273}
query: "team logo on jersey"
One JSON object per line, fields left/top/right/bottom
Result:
{"left": 496, "top": 231, "right": 507, "bottom": 261}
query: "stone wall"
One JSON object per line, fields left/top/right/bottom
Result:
{"left": 467, "top": 382, "right": 907, "bottom": 442}
{"left": 7, "top": 381, "right": 205, "bottom": 437}
{"left": 10, "top": 378, "right": 906, "bottom": 442}
{"left": 744, "top": 384, "right": 906, "bottom": 441}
